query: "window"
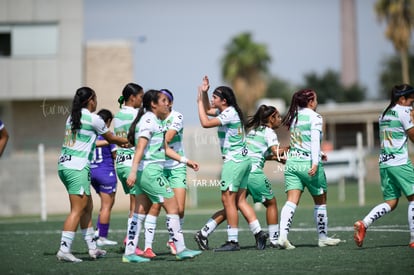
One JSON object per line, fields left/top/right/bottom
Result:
{"left": 0, "top": 24, "right": 58, "bottom": 57}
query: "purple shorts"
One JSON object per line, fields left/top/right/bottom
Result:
{"left": 91, "top": 169, "right": 117, "bottom": 194}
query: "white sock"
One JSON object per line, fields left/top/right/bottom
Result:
{"left": 166, "top": 214, "right": 186, "bottom": 253}
{"left": 169, "top": 217, "right": 185, "bottom": 242}
{"left": 279, "top": 201, "right": 297, "bottom": 240}
{"left": 314, "top": 204, "right": 328, "bottom": 239}
{"left": 408, "top": 201, "right": 414, "bottom": 243}
{"left": 268, "top": 224, "right": 279, "bottom": 243}
{"left": 144, "top": 214, "right": 157, "bottom": 250}
{"left": 59, "top": 231, "right": 75, "bottom": 253}
{"left": 201, "top": 218, "right": 217, "bottom": 237}
{"left": 227, "top": 226, "right": 238, "bottom": 242}
{"left": 125, "top": 213, "right": 145, "bottom": 255}
{"left": 82, "top": 227, "right": 96, "bottom": 250}
{"left": 363, "top": 202, "right": 391, "bottom": 227}
{"left": 248, "top": 219, "right": 262, "bottom": 235}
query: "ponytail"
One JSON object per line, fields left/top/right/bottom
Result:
{"left": 126, "top": 89, "right": 161, "bottom": 146}
{"left": 246, "top": 105, "right": 276, "bottom": 132}
{"left": 382, "top": 84, "right": 414, "bottom": 118}
{"left": 282, "top": 89, "right": 315, "bottom": 130}
{"left": 70, "top": 87, "right": 95, "bottom": 134}
{"left": 119, "top": 83, "right": 144, "bottom": 108}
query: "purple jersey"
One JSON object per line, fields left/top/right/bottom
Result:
{"left": 91, "top": 135, "right": 117, "bottom": 193}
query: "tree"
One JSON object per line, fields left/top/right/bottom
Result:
{"left": 300, "top": 70, "right": 366, "bottom": 104}
{"left": 265, "top": 75, "right": 295, "bottom": 106}
{"left": 221, "top": 32, "right": 271, "bottom": 115}
{"left": 375, "top": 0, "right": 414, "bottom": 83}
{"left": 378, "top": 50, "right": 414, "bottom": 98}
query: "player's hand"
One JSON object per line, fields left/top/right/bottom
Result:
{"left": 187, "top": 160, "right": 199, "bottom": 172}
{"left": 198, "top": 76, "right": 210, "bottom": 93}
{"left": 126, "top": 172, "right": 136, "bottom": 187}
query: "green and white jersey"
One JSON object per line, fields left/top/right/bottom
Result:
{"left": 216, "top": 106, "right": 248, "bottom": 162}
{"left": 247, "top": 126, "right": 279, "bottom": 172}
{"left": 288, "top": 107, "right": 323, "bottom": 161}
{"left": 164, "top": 109, "right": 185, "bottom": 169}
{"left": 58, "top": 108, "right": 108, "bottom": 170}
{"left": 379, "top": 104, "right": 414, "bottom": 167}
{"left": 135, "top": 111, "right": 166, "bottom": 171}
{"left": 113, "top": 106, "right": 138, "bottom": 167}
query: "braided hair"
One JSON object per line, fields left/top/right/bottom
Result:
{"left": 282, "top": 89, "right": 316, "bottom": 130}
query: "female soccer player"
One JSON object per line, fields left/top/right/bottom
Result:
{"left": 194, "top": 104, "right": 286, "bottom": 250}
{"left": 56, "top": 87, "right": 128, "bottom": 262}
{"left": 113, "top": 83, "right": 144, "bottom": 254}
{"left": 278, "top": 89, "right": 341, "bottom": 249}
{"left": 196, "top": 76, "right": 266, "bottom": 252}
{"left": 91, "top": 109, "right": 118, "bottom": 246}
{"left": 122, "top": 89, "right": 201, "bottom": 263}
{"left": 354, "top": 84, "right": 414, "bottom": 248}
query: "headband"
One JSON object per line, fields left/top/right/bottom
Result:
{"left": 213, "top": 90, "right": 224, "bottom": 99}
{"left": 395, "top": 88, "right": 414, "bottom": 97}
{"left": 160, "top": 90, "right": 173, "bottom": 102}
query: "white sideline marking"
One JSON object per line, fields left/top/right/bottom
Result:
{"left": 0, "top": 225, "right": 409, "bottom": 235}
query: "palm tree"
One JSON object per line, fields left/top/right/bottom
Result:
{"left": 221, "top": 32, "right": 271, "bottom": 115}
{"left": 375, "top": 0, "right": 414, "bottom": 83}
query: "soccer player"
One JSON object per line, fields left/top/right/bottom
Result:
{"left": 354, "top": 84, "right": 414, "bottom": 248}
{"left": 278, "top": 89, "right": 341, "bottom": 249}
{"left": 195, "top": 76, "right": 267, "bottom": 252}
{"left": 113, "top": 83, "right": 144, "bottom": 255}
{"left": 194, "top": 104, "right": 287, "bottom": 250}
{"left": 56, "top": 87, "right": 128, "bottom": 262}
{"left": 139, "top": 89, "right": 189, "bottom": 258}
{"left": 122, "top": 89, "right": 201, "bottom": 263}
{"left": 91, "top": 109, "right": 118, "bottom": 246}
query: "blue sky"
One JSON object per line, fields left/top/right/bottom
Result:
{"left": 84, "top": 0, "right": 394, "bottom": 125}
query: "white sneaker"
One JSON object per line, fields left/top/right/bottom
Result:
{"left": 89, "top": 248, "right": 107, "bottom": 259}
{"left": 56, "top": 250, "right": 82, "bottom": 263}
{"left": 318, "top": 237, "right": 341, "bottom": 247}
{"left": 278, "top": 238, "right": 295, "bottom": 250}
{"left": 97, "top": 237, "right": 118, "bottom": 246}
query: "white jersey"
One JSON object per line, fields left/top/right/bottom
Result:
{"left": 288, "top": 107, "right": 323, "bottom": 162}
{"left": 164, "top": 109, "right": 185, "bottom": 169}
{"left": 58, "top": 108, "right": 108, "bottom": 170}
{"left": 379, "top": 104, "right": 414, "bottom": 167}
{"left": 134, "top": 111, "right": 166, "bottom": 171}
{"left": 113, "top": 106, "right": 138, "bottom": 168}
{"left": 247, "top": 126, "right": 279, "bottom": 172}
{"left": 217, "top": 106, "right": 247, "bottom": 162}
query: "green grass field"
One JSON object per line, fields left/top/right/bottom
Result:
{"left": 1, "top": 182, "right": 414, "bottom": 274}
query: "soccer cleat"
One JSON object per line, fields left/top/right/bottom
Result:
{"left": 409, "top": 242, "right": 414, "bottom": 248}
{"left": 194, "top": 230, "right": 209, "bottom": 250}
{"left": 89, "top": 248, "right": 107, "bottom": 259}
{"left": 318, "top": 237, "right": 341, "bottom": 247}
{"left": 56, "top": 250, "right": 82, "bottom": 263}
{"left": 122, "top": 254, "right": 151, "bottom": 263}
{"left": 278, "top": 238, "right": 295, "bottom": 250}
{"left": 175, "top": 248, "right": 202, "bottom": 260}
{"left": 254, "top": 230, "right": 268, "bottom": 250}
{"left": 269, "top": 241, "right": 280, "bottom": 248}
{"left": 97, "top": 237, "right": 118, "bottom": 246}
{"left": 142, "top": 248, "right": 157, "bottom": 259}
{"left": 214, "top": 241, "right": 240, "bottom": 252}
{"left": 166, "top": 241, "right": 177, "bottom": 255}
{"left": 354, "top": 220, "right": 367, "bottom": 247}
{"left": 135, "top": 247, "right": 144, "bottom": 256}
